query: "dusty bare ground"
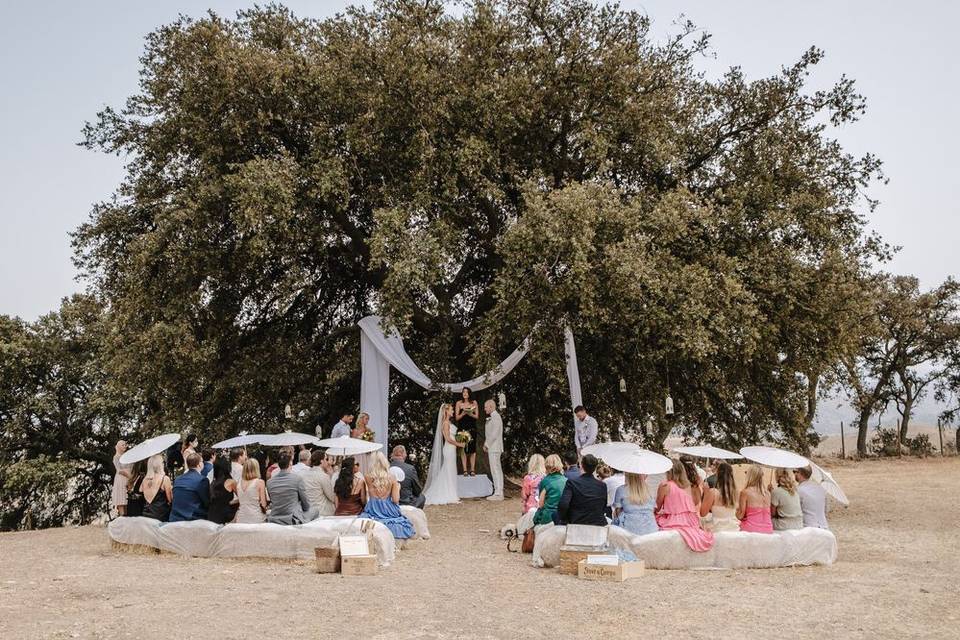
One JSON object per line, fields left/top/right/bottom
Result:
{"left": 1, "top": 457, "right": 957, "bottom": 640}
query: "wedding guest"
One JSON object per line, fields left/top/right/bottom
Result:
{"left": 292, "top": 449, "right": 312, "bottom": 475}
{"left": 169, "top": 452, "right": 210, "bottom": 522}
{"left": 390, "top": 445, "right": 425, "bottom": 509}
{"left": 235, "top": 458, "right": 268, "bottom": 524}
{"left": 165, "top": 439, "right": 184, "bottom": 475}
{"left": 794, "top": 466, "right": 829, "bottom": 529}
{"left": 206, "top": 457, "right": 239, "bottom": 524}
{"left": 600, "top": 464, "right": 625, "bottom": 516}
{"left": 520, "top": 454, "right": 546, "bottom": 514}
{"left": 334, "top": 456, "right": 366, "bottom": 516}
{"left": 770, "top": 468, "right": 803, "bottom": 530}
{"left": 680, "top": 458, "right": 702, "bottom": 507}
{"left": 655, "top": 459, "right": 714, "bottom": 551}
{"left": 613, "top": 472, "right": 658, "bottom": 535}
{"left": 455, "top": 388, "right": 480, "bottom": 476}
{"left": 563, "top": 453, "right": 580, "bottom": 481}
{"left": 533, "top": 454, "right": 567, "bottom": 526}
{"left": 201, "top": 449, "right": 216, "bottom": 482}
{"left": 181, "top": 433, "right": 199, "bottom": 471}
{"left": 705, "top": 460, "right": 720, "bottom": 489}
{"left": 330, "top": 413, "right": 354, "bottom": 439}
{"left": 266, "top": 451, "right": 318, "bottom": 525}
{"left": 699, "top": 462, "right": 739, "bottom": 532}
{"left": 483, "top": 400, "right": 504, "bottom": 500}
{"left": 557, "top": 454, "right": 607, "bottom": 526}
{"left": 126, "top": 460, "right": 147, "bottom": 518}
{"left": 573, "top": 406, "right": 597, "bottom": 458}
{"left": 266, "top": 446, "right": 294, "bottom": 480}
{"left": 737, "top": 465, "right": 773, "bottom": 533}
{"left": 112, "top": 440, "right": 132, "bottom": 516}
{"left": 304, "top": 450, "right": 336, "bottom": 516}
{"left": 361, "top": 453, "right": 416, "bottom": 539}
{"left": 229, "top": 448, "right": 246, "bottom": 484}
{"left": 141, "top": 454, "right": 172, "bottom": 521}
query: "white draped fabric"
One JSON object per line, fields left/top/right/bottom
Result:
{"left": 358, "top": 315, "right": 583, "bottom": 448}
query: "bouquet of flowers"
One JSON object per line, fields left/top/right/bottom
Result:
{"left": 455, "top": 431, "right": 472, "bottom": 447}
{"left": 359, "top": 430, "right": 375, "bottom": 442}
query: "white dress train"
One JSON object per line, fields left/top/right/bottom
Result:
{"left": 423, "top": 409, "right": 460, "bottom": 505}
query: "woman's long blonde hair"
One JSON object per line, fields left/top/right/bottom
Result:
{"left": 624, "top": 472, "right": 649, "bottom": 505}
{"left": 745, "top": 465, "right": 768, "bottom": 496}
{"left": 775, "top": 468, "right": 797, "bottom": 495}
{"left": 242, "top": 458, "right": 261, "bottom": 481}
{"left": 667, "top": 459, "right": 690, "bottom": 488}
{"left": 145, "top": 454, "right": 165, "bottom": 480}
{"left": 367, "top": 452, "right": 392, "bottom": 493}
{"left": 526, "top": 454, "right": 546, "bottom": 476}
{"left": 545, "top": 454, "right": 564, "bottom": 474}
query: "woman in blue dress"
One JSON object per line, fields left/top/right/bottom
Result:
{"left": 361, "top": 452, "right": 416, "bottom": 540}
{"left": 612, "top": 472, "right": 659, "bottom": 536}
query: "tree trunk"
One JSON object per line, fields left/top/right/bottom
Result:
{"left": 899, "top": 377, "right": 914, "bottom": 442}
{"left": 856, "top": 409, "right": 871, "bottom": 457}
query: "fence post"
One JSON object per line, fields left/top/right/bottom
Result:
{"left": 839, "top": 421, "right": 845, "bottom": 459}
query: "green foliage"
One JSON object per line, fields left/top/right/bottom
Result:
{"left": 907, "top": 434, "right": 934, "bottom": 458}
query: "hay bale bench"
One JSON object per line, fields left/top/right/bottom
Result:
{"left": 532, "top": 524, "right": 837, "bottom": 570}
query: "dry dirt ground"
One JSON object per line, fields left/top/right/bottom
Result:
{"left": 1, "top": 457, "right": 957, "bottom": 640}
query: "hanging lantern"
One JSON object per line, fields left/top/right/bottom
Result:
{"left": 284, "top": 404, "right": 293, "bottom": 420}
{"left": 619, "top": 377, "right": 627, "bottom": 393}
{"left": 665, "top": 394, "right": 674, "bottom": 416}
{"left": 498, "top": 391, "right": 507, "bottom": 409}
{"left": 644, "top": 417, "right": 653, "bottom": 435}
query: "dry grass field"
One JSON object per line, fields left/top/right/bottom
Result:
{"left": 1, "top": 457, "right": 957, "bottom": 639}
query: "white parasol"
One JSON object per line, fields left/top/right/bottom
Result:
{"left": 739, "top": 445, "right": 810, "bottom": 469}
{"left": 602, "top": 448, "right": 673, "bottom": 475}
{"left": 119, "top": 433, "right": 181, "bottom": 465}
{"left": 581, "top": 441, "right": 639, "bottom": 460}
{"left": 389, "top": 466, "right": 406, "bottom": 483}
{"left": 212, "top": 432, "right": 268, "bottom": 449}
{"left": 314, "top": 435, "right": 383, "bottom": 456}
{"left": 672, "top": 445, "right": 741, "bottom": 460}
{"left": 261, "top": 431, "right": 321, "bottom": 447}
{"left": 810, "top": 461, "right": 849, "bottom": 506}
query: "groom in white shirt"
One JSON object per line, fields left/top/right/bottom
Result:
{"left": 483, "top": 399, "right": 504, "bottom": 500}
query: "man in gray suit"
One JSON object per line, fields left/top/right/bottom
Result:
{"left": 266, "top": 451, "right": 319, "bottom": 525}
{"left": 389, "top": 445, "right": 425, "bottom": 509}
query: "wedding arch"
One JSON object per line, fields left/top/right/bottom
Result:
{"left": 358, "top": 315, "right": 583, "bottom": 447}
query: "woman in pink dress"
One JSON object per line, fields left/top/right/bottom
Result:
{"left": 737, "top": 465, "right": 774, "bottom": 533}
{"left": 655, "top": 459, "right": 714, "bottom": 552}
{"left": 520, "top": 454, "right": 546, "bottom": 514}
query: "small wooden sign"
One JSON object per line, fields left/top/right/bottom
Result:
{"left": 341, "top": 554, "right": 378, "bottom": 576}
{"left": 577, "top": 559, "right": 645, "bottom": 582}
{"left": 338, "top": 534, "right": 370, "bottom": 557}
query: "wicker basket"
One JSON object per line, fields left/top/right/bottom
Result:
{"left": 559, "top": 546, "right": 601, "bottom": 575}
{"left": 314, "top": 545, "right": 341, "bottom": 573}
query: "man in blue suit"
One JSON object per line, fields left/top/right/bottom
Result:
{"left": 556, "top": 453, "right": 607, "bottom": 526}
{"left": 169, "top": 452, "right": 210, "bottom": 522}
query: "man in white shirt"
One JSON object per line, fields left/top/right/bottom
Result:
{"left": 794, "top": 466, "right": 829, "bottom": 529}
{"left": 292, "top": 448, "right": 312, "bottom": 475}
{"left": 483, "top": 399, "right": 504, "bottom": 500}
{"left": 573, "top": 405, "right": 597, "bottom": 458}
{"left": 328, "top": 413, "right": 354, "bottom": 439}
{"left": 229, "top": 448, "right": 246, "bottom": 483}
{"left": 303, "top": 450, "right": 336, "bottom": 516}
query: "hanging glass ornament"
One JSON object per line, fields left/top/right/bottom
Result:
{"left": 619, "top": 377, "right": 627, "bottom": 393}
{"left": 498, "top": 391, "right": 507, "bottom": 409}
{"left": 665, "top": 394, "right": 674, "bottom": 416}
{"left": 284, "top": 404, "right": 293, "bottom": 420}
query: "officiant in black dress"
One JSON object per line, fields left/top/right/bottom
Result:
{"left": 455, "top": 387, "right": 479, "bottom": 476}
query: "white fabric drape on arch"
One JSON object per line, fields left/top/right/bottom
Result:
{"left": 358, "top": 315, "right": 583, "bottom": 448}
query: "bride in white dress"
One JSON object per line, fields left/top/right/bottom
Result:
{"left": 423, "top": 403, "right": 464, "bottom": 505}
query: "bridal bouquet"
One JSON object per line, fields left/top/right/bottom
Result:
{"left": 455, "top": 431, "right": 472, "bottom": 446}
{"left": 359, "top": 430, "right": 375, "bottom": 442}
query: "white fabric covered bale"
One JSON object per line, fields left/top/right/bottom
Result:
{"left": 399, "top": 505, "right": 430, "bottom": 540}
{"left": 155, "top": 520, "right": 221, "bottom": 557}
{"left": 516, "top": 510, "right": 536, "bottom": 535}
{"left": 534, "top": 525, "right": 837, "bottom": 570}
{"left": 108, "top": 516, "right": 162, "bottom": 549}
{"left": 212, "top": 522, "right": 337, "bottom": 561}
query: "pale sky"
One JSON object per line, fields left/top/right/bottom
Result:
{"left": 1, "top": 1, "right": 957, "bottom": 320}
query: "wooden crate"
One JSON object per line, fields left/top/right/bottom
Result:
{"left": 559, "top": 546, "right": 603, "bottom": 575}
{"left": 577, "top": 559, "right": 645, "bottom": 582}
{"left": 314, "top": 546, "right": 341, "bottom": 573}
{"left": 341, "top": 554, "right": 378, "bottom": 576}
